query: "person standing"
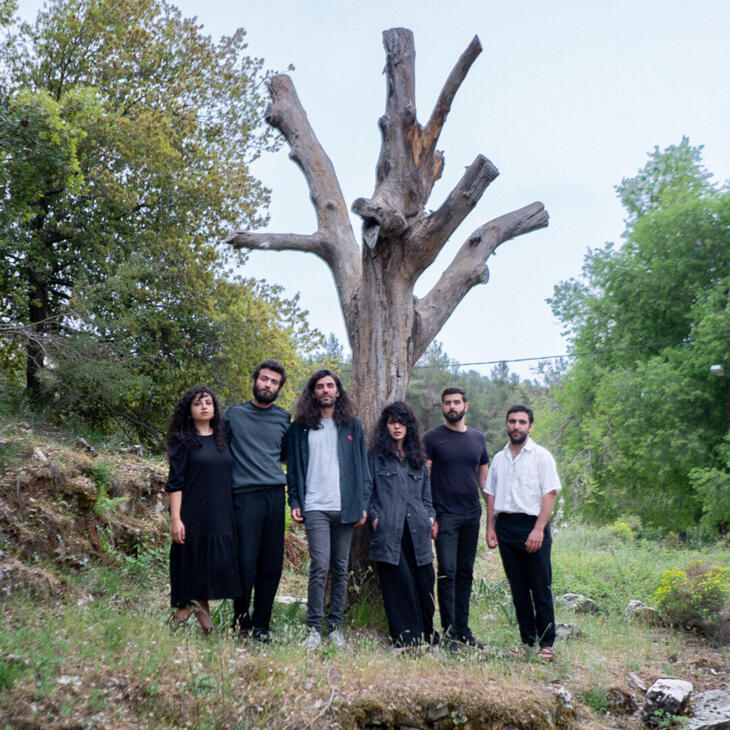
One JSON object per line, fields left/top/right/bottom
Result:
{"left": 424, "top": 386, "right": 489, "bottom": 649}
{"left": 224, "top": 360, "right": 290, "bottom": 642}
{"left": 368, "top": 401, "right": 437, "bottom": 649}
{"left": 287, "top": 369, "right": 371, "bottom": 648}
{"left": 484, "top": 404, "right": 561, "bottom": 661}
{"left": 165, "top": 385, "right": 241, "bottom": 634}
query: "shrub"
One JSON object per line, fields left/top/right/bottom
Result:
{"left": 653, "top": 561, "right": 730, "bottom": 631}
{"left": 606, "top": 519, "right": 635, "bottom": 543}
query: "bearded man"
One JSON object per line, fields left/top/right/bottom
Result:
{"left": 224, "top": 359, "right": 290, "bottom": 642}
{"left": 424, "top": 386, "right": 489, "bottom": 650}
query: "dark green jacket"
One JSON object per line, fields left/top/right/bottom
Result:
{"left": 286, "top": 418, "right": 372, "bottom": 524}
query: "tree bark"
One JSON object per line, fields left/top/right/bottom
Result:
{"left": 228, "top": 27, "right": 549, "bottom": 580}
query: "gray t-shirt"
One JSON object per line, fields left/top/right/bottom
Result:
{"left": 304, "top": 417, "right": 340, "bottom": 512}
{"left": 224, "top": 401, "right": 290, "bottom": 492}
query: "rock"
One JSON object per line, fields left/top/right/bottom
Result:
{"left": 553, "top": 686, "right": 574, "bottom": 711}
{"left": 555, "top": 622, "right": 581, "bottom": 638}
{"left": 424, "top": 703, "right": 449, "bottom": 722}
{"left": 642, "top": 678, "right": 693, "bottom": 726}
{"left": 60, "top": 475, "right": 98, "bottom": 512}
{"left": 75, "top": 437, "right": 98, "bottom": 456}
{"left": 32, "top": 447, "right": 47, "bottom": 462}
{"left": 606, "top": 686, "right": 640, "bottom": 715}
{"left": 556, "top": 592, "right": 602, "bottom": 614}
{"left": 687, "top": 690, "right": 730, "bottom": 729}
{"left": 0, "top": 553, "right": 65, "bottom": 597}
{"left": 120, "top": 444, "right": 144, "bottom": 457}
{"left": 624, "top": 599, "right": 659, "bottom": 624}
{"left": 627, "top": 670, "right": 648, "bottom": 692}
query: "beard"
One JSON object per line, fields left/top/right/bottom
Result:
{"left": 253, "top": 383, "right": 278, "bottom": 404}
{"left": 315, "top": 393, "right": 336, "bottom": 408}
{"left": 508, "top": 430, "right": 528, "bottom": 444}
{"left": 444, "top": 407, "right": 466, "bottom": 423}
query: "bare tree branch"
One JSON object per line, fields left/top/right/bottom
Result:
{"left": 414, "top": 201, "right": 549, "bottom": 352}
{"left": 407, "top": 155, "right": 499, "bottom": 280}
{"left": 227, "top": 231, "right": 329, "bottom": 258}
{"left": 423, "top": 36, "right": 482, "bottom": 156}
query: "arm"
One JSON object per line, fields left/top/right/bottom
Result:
{"left": 525, "top": 490, "right": 558, "bottom": 553}
{"left": 477, "top": 462, "right": 489, "bottom": 504}
{"left": 421, "top": 465, "right": 438, "bottom": 539}
{"left": 169, "top": 490, "right": 185, "bottom": 544}
{"left": 356, "top": 420, "right": 371, "bottom": 526}
{"left": 486, "top": 494, "right": 497, "bottom": 548}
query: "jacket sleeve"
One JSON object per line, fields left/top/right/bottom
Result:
{"left": 367, "top": 450, "right": 378, "bottom": 524}
{"left": 286, "top": 423, "right": 301, "bottom": 510}
{"left": 421, "top": 463, "right": 435, "bottom": 519}
{"left": 165, "top": 436, "right": 187, "bottom": 493}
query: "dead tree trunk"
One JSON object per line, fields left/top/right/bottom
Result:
{"left": 228, "top": 27, "right": 549, "bottom": 576}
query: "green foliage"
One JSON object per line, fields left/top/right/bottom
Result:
{"left": 547, "top": 139, "right": 730, "bottom": 533}
{"left": 653, "top": 561, "right": 730, "bottom": 630}
{"left": 579, "top": 687, "right": 609, "bottom": 715}
{"left": 606, "top": 519, "right": 635, "bottom": 543}
{"left": 0, "top": 0, "right": 319, "bottom": 443}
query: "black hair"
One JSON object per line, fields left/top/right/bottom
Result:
{"left": 252, "top": 359, "right": 287, "bottom": 389}
{"left": 166, "top": 385, "right": 226, "bottom": 451}
{"left": 441, "top": 386, "right": 467, "bottom": 402}
{"left": 294, "top": 369, "right": 355, "bottom": 429}
{"left": 373, "top": 401, "right": 426, "bottom": 470}
{"left": 506, "top": 403, "right": 534, "bottom": 424}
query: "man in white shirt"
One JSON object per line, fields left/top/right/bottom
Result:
{"left": 483, "top": 404, "right": 561, "bottom": 660}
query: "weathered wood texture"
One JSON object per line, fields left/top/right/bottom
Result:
{"left": 228, "top": 27, "right": 549, "bottom": 436}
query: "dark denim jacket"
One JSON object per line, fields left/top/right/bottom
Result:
{"left": 286, "top": 418, "right": 371, "bottom": 524}
{"left": 367, "top": 451, "right": 435, "bottom": 567}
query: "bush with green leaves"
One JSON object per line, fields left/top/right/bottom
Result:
{"left": 653, "top": 561, "right": 730, "bottom": 631}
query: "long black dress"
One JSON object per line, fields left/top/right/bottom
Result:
{"left": 166, "top": 434, "right": 241, "bottom": 608}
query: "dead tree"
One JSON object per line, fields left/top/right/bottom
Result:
{"left": 229, "top": 28, "right": 548, "bottom": 434}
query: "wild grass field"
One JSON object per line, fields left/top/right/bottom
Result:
{"left": 0, "top": 419, "right": 728, "bottom": 728}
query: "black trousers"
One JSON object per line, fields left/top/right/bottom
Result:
{"left": 376, "top": 523, "right": 436, "bottom": 647}
{"left": 496, "top": 512, "right": 555, "bottom": 647}
{"left": 434, "top": 509, "right": 481, "bottom": 636}
{"left": 232, "top": 487, "right": 285, "bottom": 633}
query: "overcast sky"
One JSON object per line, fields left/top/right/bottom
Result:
{"left": 18, "top": 0, "right": 730, "bottom": 378}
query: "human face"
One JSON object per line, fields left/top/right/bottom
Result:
{"left": 313, "top": 375, "right": 339, "bottom": 409}
{"left": 442, "top": 393, "right": 467, "bottom": 424}
{"left": 506, "top": 411, "right": 533, "bottom": 445}
{"left": 252, "top": 368, "right": 283, "bottom": 405}
{"left": 386, "top": 417, "right": 407, "bottom": 446}
{"left": 190, "top": 392, "right": 214, "bottom": 428}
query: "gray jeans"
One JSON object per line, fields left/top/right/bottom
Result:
{"left": 304, "top": 510, "right": 354, "bottom": 631}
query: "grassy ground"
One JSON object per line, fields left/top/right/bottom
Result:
{"left": 2, "top": 524, "right": 728, "bottom": 728}
{"left": 1, "top": 415, "right": 729, "bottom": 728}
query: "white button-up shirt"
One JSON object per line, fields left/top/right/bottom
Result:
{"left": 483, "top": 437, "right": 561, "bottom": 516}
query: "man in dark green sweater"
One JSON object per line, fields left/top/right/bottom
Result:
{"left": 224, "top": 359, "right": 290, "bottom": 642}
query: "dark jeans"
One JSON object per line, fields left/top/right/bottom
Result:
{"left": 304, "top": 510, "right": 354, "bottom": 631}
{"left": 434, "top": 509, "right": 481, "bottom": 636}
{"left": 496, "top": 512, "right": 555, "bottom": 647}
{"left": 377, "top": 522, "right": 436, "bottom": 646}
{"left": 232, "top": 487, "right": 285, "bottom": 634}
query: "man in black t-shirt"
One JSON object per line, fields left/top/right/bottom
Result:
{"left": 424, "top": 386, "right": 489, "bottom": 649}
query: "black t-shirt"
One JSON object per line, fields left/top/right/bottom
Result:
{"left": 424, "top": 425, "right": 489, "bottom": 514}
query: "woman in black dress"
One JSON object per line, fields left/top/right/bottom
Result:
{"left": 166, "top": 385, "right": 241, "bottom": 632}
{"left": 368, "top": 401, "right": 437, "bottom": 648}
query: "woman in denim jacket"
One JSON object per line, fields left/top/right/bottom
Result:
{"left": 368, "top": 401, "right": 437, "bottom": 648}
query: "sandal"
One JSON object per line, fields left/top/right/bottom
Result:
{"left": 509, "top": 645, "right": 529, "bottom": 657}
{"left": 537, "top": 646, "right": 555, "bottom": 661}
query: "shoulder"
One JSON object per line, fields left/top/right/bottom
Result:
{"left": 424, "top": 425, "right": 443, "bottom": 442}
{"left": 529, "top": 440, "right": 556, "bottom": 462}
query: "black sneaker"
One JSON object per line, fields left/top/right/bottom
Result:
{"left": 251, "top": 628, "right": 271, "bottom": 644}
{"left": 457, "top": 630, "right": 485, "bottom": 650}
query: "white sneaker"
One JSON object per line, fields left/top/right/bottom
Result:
{"left": 328, "top": 629, "right": 346, "bottom": 647}
{"left": 302, "top": 629, "right": 322, "bottom": 649}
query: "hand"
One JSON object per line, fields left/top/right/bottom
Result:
{"left": 430, "top": 518, "right": 438, "bottom": 540}
{"left": 171, "top": 518, "right": 185, "bottom": 545}
{"left": 291, "top": 508, "right": 304, "bottom": 523}
{"left": 525, "top": 526, "right": 544, "bottom": 553}
{"left": 486, "top": 527, "right": 498, "bottom": 549}
{"left": 372, "top": 518, "right": 379, "bottom": 531}
{"left": 355, "top": 510, "right": 367, "bottom": 527}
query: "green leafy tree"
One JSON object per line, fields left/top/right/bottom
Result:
{"left": 548, "top": 139, "right": 730, "bottom": 533}
{"left": 0, "top": 0, "right": 277, "bottom": 398}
